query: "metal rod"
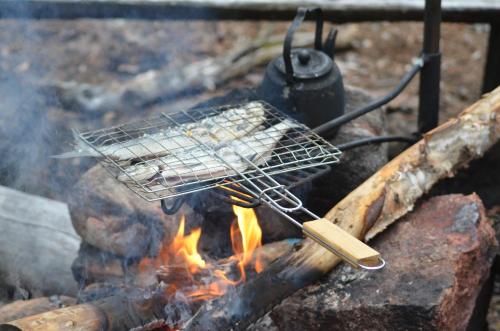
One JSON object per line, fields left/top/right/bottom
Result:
{"left": 482, "top": 22, "right": 500, "bottom": 93}
{"left": 312, "top": 58, "right": 423, "bottom": 137}
{"left": 0, "top": 0, "right": 498, "bottom": 23}
{"left": 336, "top": 135, "right": 416, "bottom": 151}
{"left": 418, "top": 0, "right": 442, "bottom": 134}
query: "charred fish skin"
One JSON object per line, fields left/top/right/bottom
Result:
{"left": 53, "top": 101, "right": 266, "bottom": 160}
{"left": 117, "top": 118, "right": 300, "bottom": 184}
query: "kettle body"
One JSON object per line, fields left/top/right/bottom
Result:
{"left": 257, "top": 8, "right": 345, "bottom": 137}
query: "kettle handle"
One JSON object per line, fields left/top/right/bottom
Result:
{"left": 283, "top": 7, "right": 324, "bottom": 84}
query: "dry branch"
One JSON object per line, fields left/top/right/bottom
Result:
{"left": 47, "top": 31, "right": 352, "bottom": 115}
{"left": 183, "top": 87, "right": 500, "bottom": 330}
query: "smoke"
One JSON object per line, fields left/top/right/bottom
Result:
{"left": 0, "top": 74, "right": 55, "bottom": 194}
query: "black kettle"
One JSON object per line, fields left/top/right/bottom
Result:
{"left": 257, "top": 8, "right": 345, "bottom": 137}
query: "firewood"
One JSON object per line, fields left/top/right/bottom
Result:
{"left": 0, "top": 296, "right": 76, "bottom": 323}
{"left": 182, "top": 87, "right": 500, "bottom": 330}
{"left": 0, "top": 287, "right": 169, "bottom": 331}
{"left": 0, "top": 185, "right": 80, "bottom": 298}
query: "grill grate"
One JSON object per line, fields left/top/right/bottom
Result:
{"left": 77, "top": 101, "right": 341, "bottom": 201}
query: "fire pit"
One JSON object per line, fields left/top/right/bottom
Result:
{"left": 0, "top": 1, "right": 500, "bottom": 331}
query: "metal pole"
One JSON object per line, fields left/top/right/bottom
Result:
{"left": 482, "top": 23, "right": 500, "bottom": 93}
{"left": 418, "top": 0, "right": 441, "bottom": 134}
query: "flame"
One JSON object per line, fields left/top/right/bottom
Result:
{"left": 231, "top": 205, "right": 263, "bottom": 279}
{"left": 170, "top": 218, "right": 206, "bottom": 273}
{"left": 140, "top": 205, "right": 264, "bottom": 303}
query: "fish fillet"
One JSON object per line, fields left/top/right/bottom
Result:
{"left": 53, "top": 101, "right": 266, "bottom": 161}
{"left": 117, "top": 118, "right": 300, "bottom": 184}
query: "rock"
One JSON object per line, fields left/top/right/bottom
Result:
{"left": 68, "top": 165, "right": 182, "bottom": 258}
{"left": 251, "top": 194, "right": 497, "bottom": 331}
{"left": 71, "top": 243, "right": 127, "bottom": 287}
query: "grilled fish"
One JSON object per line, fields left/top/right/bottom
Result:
{"left": 53, "top": 101, "right": 266, "bottom": 161}
{"left": 117, "top": 118, "right": 300, "bottom": 184}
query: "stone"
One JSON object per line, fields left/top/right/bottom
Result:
{"left": 68, "top": 165, "right": 183, "bottom": 258}
{"left": 251, "top": 194, "right": 497, "bottom": 331}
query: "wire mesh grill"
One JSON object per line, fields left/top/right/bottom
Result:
{"left": 77, "top": 101, "right": 342, "bottom": 201}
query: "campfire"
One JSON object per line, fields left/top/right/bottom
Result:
{"left": 1, "top": 1, "right": 500, "bottom": 331}
{"left": 139, "top": 205, "right": 264, "bottom": 303}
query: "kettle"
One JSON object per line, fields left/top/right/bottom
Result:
{"left": 258, "top": 8, "right": 345, "bottom": 137}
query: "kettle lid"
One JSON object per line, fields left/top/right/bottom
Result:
{"left": 274, "top": 48, "right": 332, "bottom": 80}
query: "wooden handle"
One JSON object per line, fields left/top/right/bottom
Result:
{"left": 303, "top": 218, "right": 383, "bottom": 269}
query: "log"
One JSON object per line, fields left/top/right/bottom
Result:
{"left": 1, "top": 0, "right": 499, "bottom": 23}
{"left": 44, "top": 31, "right": 352, "bottom": 115}
{"left": 249, "top": 194, "right": 497, "bottom": 330}
{"left": 0, "top": 240, "right": 295, "bottom": 331}
{"left": 0, "top": 287, "right": 169, "bottom": 331}
{"left": 182, "top": 86, "right": 500, "bottom": 330}
{"left": 0, "top": 185, "right": 80, "bottom": 298}
{"left": 0, "top": 296, "right": 76, "bottom": 323}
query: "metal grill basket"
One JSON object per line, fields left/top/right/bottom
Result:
{"left": 77, "top": 101, "right": 341, "bottom": 201}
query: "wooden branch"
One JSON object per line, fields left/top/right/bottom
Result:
{"left": 0, "top": 0, "right": 499, "bottom": 23}
{"left": 0, "top": 186, "right": 80, "bottom": 298}
{"left": 44, "top": 31, "right": 351, "bottom": 115}
{"left": 0, "top": 297, "right": 76, "bottom": 324}
{"left": 0, "top": 288, "right": 169, "bottom": 331}
{"left": 182, "top": 87, "right": 500, "bottom": 330}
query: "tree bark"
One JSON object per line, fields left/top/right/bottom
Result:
{"left": 182, "top": 87, "right": 500, "bottom": 330}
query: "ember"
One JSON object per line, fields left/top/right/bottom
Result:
{"left": 139, "top": 205, "right": 263, "bottom": 302}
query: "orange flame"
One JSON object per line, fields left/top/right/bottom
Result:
{"left": 139, "top": 204, "right": 264, "bottom": 303}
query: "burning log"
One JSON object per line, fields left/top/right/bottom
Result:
{"left": 182, "top": 87, "right": 500, "bottom": 330}
{"left": 0, "top": 185, "right": 80, "bottom": 298}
